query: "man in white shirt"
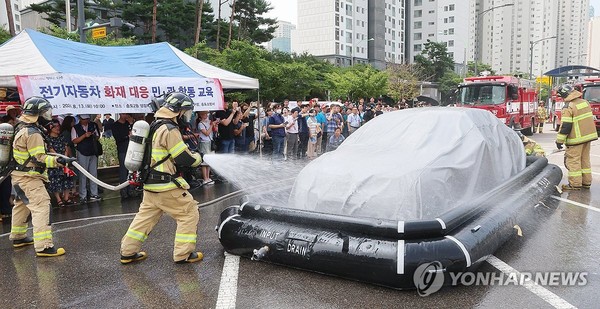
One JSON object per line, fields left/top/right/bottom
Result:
{"left": 285, "top": 108, "right": 299, "bottom": 160}
{"left": 347, "top": 107, "right": 362, "bottom": 135}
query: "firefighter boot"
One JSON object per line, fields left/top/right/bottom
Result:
{"left": 13, "top": 236, "right": 34, "bottom": 248}
{"left": 120, "top": 251, "right": 148, "bottom": 264}
{"left": 36, "top": 247, "right": 66, "bottom": 257}
{"left": 175, "top": 251, "right": 204, "bottom": 264}
{"left": 561, "top": 184, "right": 581, "bottom": 191}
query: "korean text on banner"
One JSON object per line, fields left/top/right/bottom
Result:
{"left": 15, "top": 73, "right": 226, "bottom": 115}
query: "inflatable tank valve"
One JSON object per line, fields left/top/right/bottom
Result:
{"left": 0, "top": 123, "right": 14, "bottom": 168}
{"left": 124, "top": 120, "right": 150, "bottom": 172}
{"left": 252, "top": 246, "right": 270, "bottom": 261}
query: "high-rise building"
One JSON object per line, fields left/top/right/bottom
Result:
{"left": 474, "top": 0, "right": 558, "bottom": 76}
{"left": 407, "top": 0, "right": 473, "bottom": 76}
{"left": 293, "top": 0, "right": 404, "bottom": 68}
{"left": 555, "top": 0, "right": 590, "bottom": 67}
{"left": 267, "top": 20, "right": 296, "bottom": 53}
{"left": 588, "top": 16, "right": 600, "bottom": 69}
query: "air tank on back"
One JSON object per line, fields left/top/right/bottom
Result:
{"left": 124, "top": 120, "right": 150, "bottom": 172}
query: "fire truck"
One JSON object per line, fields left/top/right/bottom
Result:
{"left": 551, "top": 78, "right": 600, "bottom": 132}
{"left": 577, "top": 78, "right": 600, "bottom": 131}
{"left": 456, "top": 76, "right": 538, "bottom": 135}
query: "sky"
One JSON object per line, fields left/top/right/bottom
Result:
{"left": 593, "top": 0, "right": 600, "bottom": 16}
{"left": 265, "top": 0, "right": 298, "bottom": 25}
{"left": 264, "top": 0, "right": 600, "bottom": 27}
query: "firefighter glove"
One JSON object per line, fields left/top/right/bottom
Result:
{"left": 57, "top": 157, "right": 77, "bottom": 165}
{"left": 555, "top": 142, "right": 563, "bottom": 150}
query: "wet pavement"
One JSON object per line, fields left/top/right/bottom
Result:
{"left": 1, "top": 123, "right": 600, "bottom": 308}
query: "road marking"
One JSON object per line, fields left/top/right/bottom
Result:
{"left": 486, "top": 256, "right": 576, "bottom": 309}
{"left": 551, "top": 195, "right": 600, "bottom": 213}
{"left": 215, "top": 252, "right": 240, "bottom": 309}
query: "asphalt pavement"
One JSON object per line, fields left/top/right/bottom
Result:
{"left": 1, "top": 122, "right": 599, "bottom": 309}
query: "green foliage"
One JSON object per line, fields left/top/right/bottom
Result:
{"left": 414, "top": 40, "right": 454, "bottom": 82}
{"left": 538, "top": 83, "right": 552, "bottom": 102}
{"left": 438, "top": 71, "right": 464, "bottom": 105}
{"left": 325, "top": 65, "right": 388, "bottom": 101}
{"left": 40, "top": 25, "right": 136, "bottom": 46}
{"left": 467, "top": 61, "right": 496, "bottom": 77}
{"left": 387, "top": 64, "right": 422, "bottom": 101}
{"left": 98, "top": 137, "right": 117, "bottom": 167}
{"left": 28, "top": 0, "right": 98, "bottom": 29}
{"left": 0, "top": 28, "right": 11, "bottom": 44}
{"left": 232, "top": 0, "right": 277, "bottom": 44}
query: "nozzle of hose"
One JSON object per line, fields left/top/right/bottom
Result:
{"left": 251, "top": 246, "right": 269, "bottom": 261}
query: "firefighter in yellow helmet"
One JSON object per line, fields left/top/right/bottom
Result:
{"left": 120, "top": 92, "right": 203, "bottom": 264}
{"left": 536, "top": 101, "right": 547, "bottom": 133}
{"left": 555, "top": 84, "right": 599, "bottom": 190}
{"left": 516, "top": 131, "right": 545, "bottom": 157}
{"left": 10, "top": 97, "right": 73, "bottom": 257}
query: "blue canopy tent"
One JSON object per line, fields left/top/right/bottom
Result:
{"left": 0, "top": 29, "right": 259, "bottom": 89}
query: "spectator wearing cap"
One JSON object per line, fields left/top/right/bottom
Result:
{"left": 71, "top": 114, "right": 101, "bottom": 202}
{"left": 102, "top": 114, "right": 115, "bottom": 138}
{"left": 297, "top": 104, "right": 310, "bottom": 159}
{"left": 4, "top": 105, "right": 20, "bottom": 125}
{"left": 285, "top": 108, "right": 299, "bottom": 160}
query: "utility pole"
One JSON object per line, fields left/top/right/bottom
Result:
{"left": 529, "top": 36, "right": 557, "bottom": 80}
{"left": 77, "top": 0, "right": 85, "bottom": 42}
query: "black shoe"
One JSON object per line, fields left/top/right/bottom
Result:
{"left": 583, "top": 184, "right": 591, "bottom": 189}
{"left": 88, "top": 195, "right": 101, "bottom": 202}
{"left": 175, "top": 251, "right": 204, "bottom": 264}
{"left": 36, "top": 247, "right": 66, "bottom": 257}
{"left": 13, "top": 237, "right": 34, "bottom": 248}
{"left": 120, "top": 252, "right": 147, "bottom": 264}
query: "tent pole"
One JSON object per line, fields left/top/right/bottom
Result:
{"left": 257, "top": 89, "right": 262, "bottom": 158}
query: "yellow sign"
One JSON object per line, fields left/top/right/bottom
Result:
{"left": 91, "top": 27, "right": 107, "bottom": 39}
{"left": 536, "top": 76, "right": 551, "bottom": 85}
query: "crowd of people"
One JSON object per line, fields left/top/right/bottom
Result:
{"left": 0, "top": 96, "right": 407, "bottom": 220}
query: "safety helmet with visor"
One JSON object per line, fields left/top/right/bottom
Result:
{"left": 22, "top": 96, "right": 53, "bottom": 121}
{"left": 557, "top": 84, "right": 574, "bottom": 99}
{"left": 163, "top": 92, "right": 194, "bottom": 124}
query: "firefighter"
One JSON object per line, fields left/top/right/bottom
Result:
{"left": 536, "top": 101, "right": 547, "bottom": 133}
{"left": 516, "top": 131, "right": 545, "bottom": 157}
{"left": 10, "top": 97, "right": 73, "bottom": 257}
{"left": 120, "top": 92, "right": 203, "bottom": 264}
{"left": 555, "top": 84, "right": 598, "bottom": 190}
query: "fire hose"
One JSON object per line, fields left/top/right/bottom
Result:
{"left": 49, "top": 153, "right": 130, "bottom": 191}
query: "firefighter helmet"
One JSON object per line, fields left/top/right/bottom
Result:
{"left": 556, "top": 84, "right": 574, "bottom": 99}
{"left": 163, "top": 92, "right": 193, "bottom": 113}
{"left": 163, "top": 92, "right": 193, "bottom": 124}
{"left": 22, "top": 97, "right": 53, "bottom": 120}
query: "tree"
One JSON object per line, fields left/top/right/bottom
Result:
{"left": 231, "top": 0, "right": 276, "bottom": 44}
{"left": 28, "top": 0, "right": 98, "bottom": 30}
{"left": 438, "top": 71, "right": 463, "bottom": 105}
{"left": 326, "top": 65, "right": 388, "bottom": 101}
{"left": 0, "top": 28, "right": 11, "bottom": 44}
{"left": 414, "top": 40, "right": 454, "bottom": 82}
{"left": 41, "top": 25, "right": 136, "bottom": 46}
{"left": 387, "top": 63, "right": 423, "bottom": 102}
{"left": 466, "top": 61, "right": 496, "bottom": 77}
{"left": 4, "top": 0, "right": 15, "bottom": 36}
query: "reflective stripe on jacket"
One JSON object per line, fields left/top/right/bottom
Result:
{"left": 556, "top": 98, "right": 598, "bottom": 146}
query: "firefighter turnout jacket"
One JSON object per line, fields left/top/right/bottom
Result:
{"left": 12, "top": 123, "right": 59, "bottom": 181}
{"left": 143, "top": 119, "right": 202, "bottom": 192}
{"left": 556, "top": 97, "right": 598, "bottom": 146}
